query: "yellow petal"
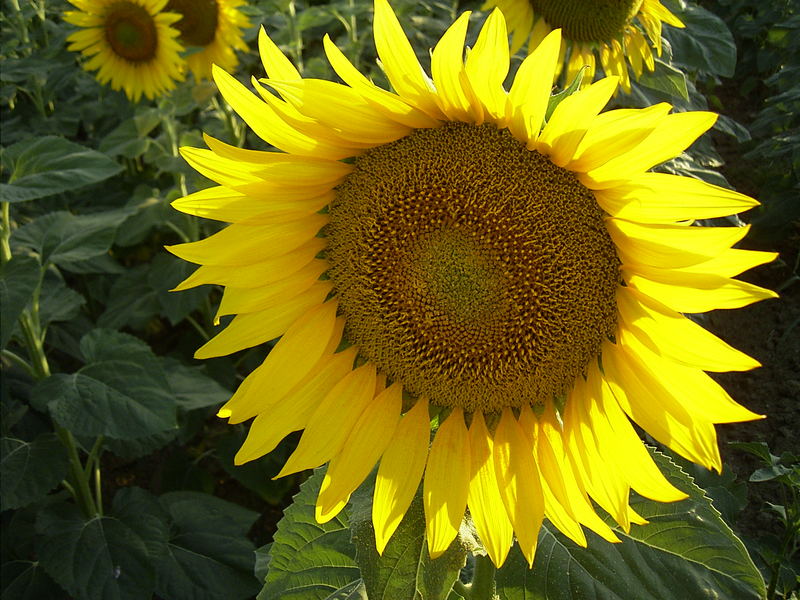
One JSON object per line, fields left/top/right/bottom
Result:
{"left": 266, "top": 79, "right": 412, "bottom": 144}
{"left": 423, "top": 408, "right": 470, "bottom": 558}
{"left": 173, "top": 238, "right": 326, "bottom": 290}
{"left": 232, "top": 347, "right": 358, "bottom": 459}
{"left": 537, "top": 76, "right": 619, "bottom": 167}
{"left": 258, "top": 27, "right": 301, "bottom": 80}
{"left": 493, "top": 408, "right": 544, "bottom": 566}
{"left": 591, "top": 364, "right": 687, "bottom": 503}
{"left": 213, "top": 65, "right": 353, "bottom": 160}
{"left": 624, "top": 264, "right": 778, "bottom": 313}
{"left": 194, "top": 281, "right": 331, "bottom": 359}
{"left": 202, "top": 134, "right": 354, "bottom": 183}
{"left": 277, "top": 363, "right": 377, "bottom": 477}
{"left": 568, "top": 103, "right": 670, "bottom": 172}
{"left": 431, "top": 12, "right": 482, "bottom": 123}
{"left": 676, "top": 249, "right": 778, "bottom": 278}
{"left": 594, "top": 172, "right": 761, "bottom": 223}
{"left": 217, "top": 298, "right": 339, "bottom": 420}
{"left": 465, "top": 9, "right": 509, "bottom": 122}
{"left": 216, "top": 259, "right": 328, "bottom": 317}
{"left": 602, "top": 341, "right": 722, "bottom": 472}
{"left": 608, "top": 219, "right": 750, "bottom": 269}
{"left": 508, "top": 29, "right": 561, "bottom": 144}
{"left": 372, "top": 0, "right": 442, "bottom": 119}
{"left": 582, "top": 112, "right": 718, "bottom": 188}
{"left": 617, "top": 286, "right": 761, "bottom": 372}
{"left": 563, "top": 376, "right": 632, "bottom": 531}
{"left": 316, "top": 383, "right": 403, "bottom": 523}
{"left": 373, "top": 396, "right": 430, "bottom": 553}
{"left": 322, "top": 35, "right": 440, "bottom": 129}
{"left": 531, "top": 414, "right": 587, "bottom": 547}
{"left": 536, "top": 407, "right": 619, "bottom": 543}
{"left": 166, "top": 214, "right": 327, "bottom": 266}
{"left": 618, "top": 328, "right": 763, "bottom": 424}
{"left": 467, "top": 412, "right": 514, "bottom": 567}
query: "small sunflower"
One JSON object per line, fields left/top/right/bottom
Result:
{"left": 486, "top": 0, "right": 684, "bottom": 93}
{"left": 170, "top": 1, "right": 776, "bottom": 567}
{"left": 64, "top": 0, "right": 184, "bottom": 101}
{"left": 166, "top": 0, "right": 250, "bottom": 81}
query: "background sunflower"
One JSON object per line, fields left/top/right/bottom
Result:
{"left": 64, "top": 0, "right": 185, "bottom": 101}
{"left": 485, "top": 0, "right": 684, "bottom": 92}
{"left": 166, "top": 0, "right": 251, "bottom": 81}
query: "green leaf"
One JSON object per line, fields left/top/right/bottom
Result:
{"left": 0, "top": 560, "right": 66, "bottom": 600}
{"left": 637, "top": 59, "right": 689, "bottom": 100}
{"left": 99, "top": 120, "right": 149, "bottom": 159}
{"left": 155, "top": 491, "right": 260, "bottom": 600}
{"left": 38, "top": 269, "right": 86, "bottom": 328}
{"left": 665, "top": 4, "right": 737, "bottom": 77}
{"left": 32, "top": 369, "right": 176, "bottom": 440}
{"left": 111, "top": 487, "right": 170, "bottom": 559}
{"left": 496, "top": 449, "right": 766, "bottom": 600}
{"left": 32, "top": 332, "right": 176, "bottom": 440}
{"left": 164, "top": 359, "right": 231, "bottom": 412}
{"left": 214, "top": 428, "right": 296, "bottom": 504}
{"left": 349, "top": 475, "right": 467, "bottom": 600}
{"left": 98, "top": 254, "right": 207, "bottom": 330}
{"left": 10, "top": 208, "right": 134, "bottom": 267}
{"left": 0, "top": 254, "right": 40, "bottom": 349}
{"left": 322, "top": 580, "right": 368, "bottom": 599}
{"left": 35, "top": 502, "right": 155, "bottom": 600}
{"left": 0, "top": 434, "right": 68, "bottom": 510}
{"left": 259, "top": 468, "right": 360, "bottom": 600}
{"left": 0, "top": 136, "right": 122, "bottom": 203}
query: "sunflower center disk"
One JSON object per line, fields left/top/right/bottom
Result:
{"left": 328, "top": 123, "right": 620, "bottom": 413}
{"left": 104, "top": 2, "right": 159, "bottom": 62}
{"left": 530, "top": 0, "right": 644, "bottom": 42}
{"left": 166, "top": 0, "right": 219, "bottom": 47}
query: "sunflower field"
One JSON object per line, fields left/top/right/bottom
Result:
{"left": 1, "top": 0, "right": 798, "bottom": 599}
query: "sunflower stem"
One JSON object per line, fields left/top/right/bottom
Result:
{"left": 470, "top": 554, "right": 497, "bottom": 600}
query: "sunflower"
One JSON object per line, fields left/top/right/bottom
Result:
{"left": 64, "top": 0, "right": 184, "bottom": 101}
{"left": 485, "top": 0, "right": 684, "bottom": 93}
{"left": 169, "top": 1, "right": 776, "bottom": 567}
{"left": 165, "top": 0, "right": 250, "bottom": 81}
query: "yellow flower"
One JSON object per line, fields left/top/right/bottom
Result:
{"left": 64, "top": 0, "right": 184, "bottom": 101}
{"left": 166, "top": 0, "right": 250, "bottom": 81}
{"left": 485, "top": 0, "right": 685, "bottom": 93}
{"left": 169, "top": 1, "right": 776, "bottom": 567}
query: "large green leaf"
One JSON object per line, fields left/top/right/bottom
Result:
{"left": 496, "top": 450, "right": 766, "bottom": 600}
{"left": 98, "top": 254, "right": 207, "bottom": 330}
{"left": 0, "top": 560, "right": 66, "bottom": 600}
{"left": 259, "top": 469, "right": 361, "bottom": 600}
{"left": 637, "top": 60, "right": 689, "bottom": 100}
{"left": 10, "top": 208, "right": 133, "bottom": 268}
{"left": 665, "top": 4, "right": 737, "bottom": 78}
{"left": 35, "top": 502, "right": 154, "bottom": 600}
{"left": 0, "top": 434, "right": 68, "bottom": 510}
{"left": 155, "top": 491, "right": 261, "bottom": 600}
{"left": 0, "top": 255, "right": 39, "bottom": 349}
{"left": 349, "top": 476, "right": 467, "bottom": 600}
{"left": 31, "top": 331, "right": 177, "bottom": 440}
{"left": 0, "top": 136, "right": 122, "bottom": 203}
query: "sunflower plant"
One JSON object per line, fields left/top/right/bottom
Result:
{"left": 0, "top": 1, "right": 795, "bottom": 600}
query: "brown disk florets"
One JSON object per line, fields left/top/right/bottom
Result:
{"left": 327, "top": 122, "right": 620, "bottom": 412}
{"left": 530, "top": 0, "right": 644, "bottom": 42}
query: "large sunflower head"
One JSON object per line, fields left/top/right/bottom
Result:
{"left": 486, "top": 0, "right": 685, "bottom": 93}
{"left": 165, "top": 0, "right": 250, "bottom": 81}
{"left": 64, "top": 0, "right": 185, "bottom": 101}
{"left": 169, "top": 0, "right": 776, "bottom": 567}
